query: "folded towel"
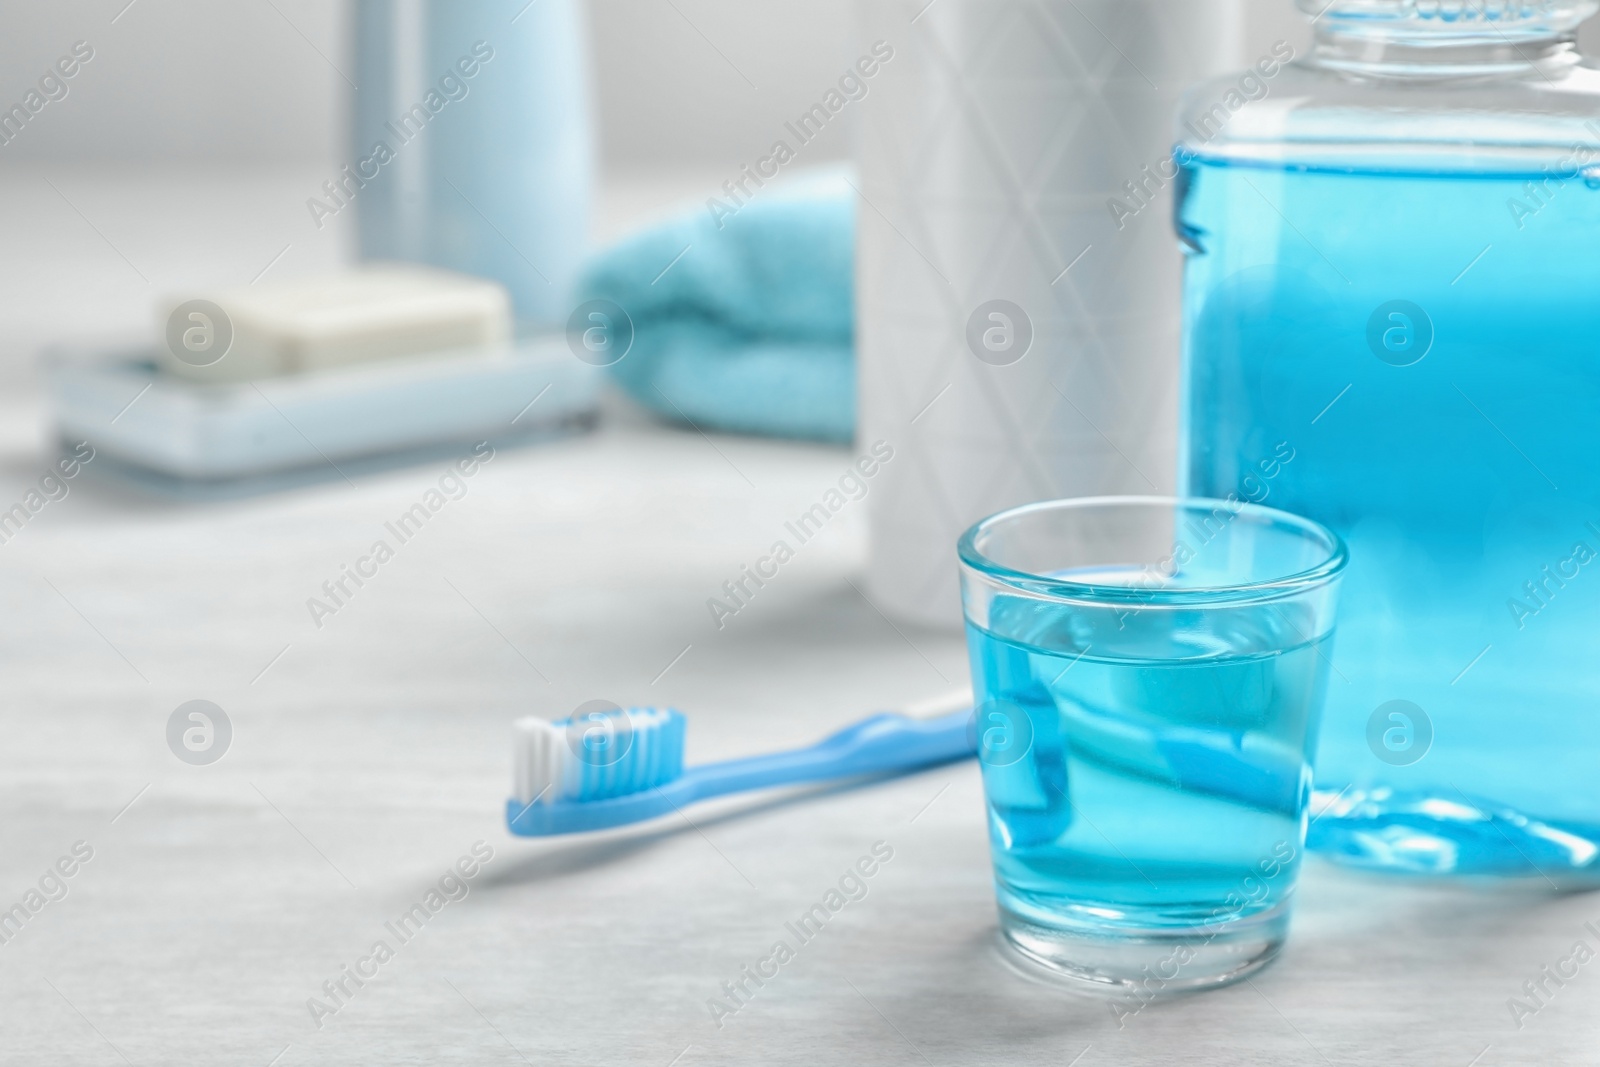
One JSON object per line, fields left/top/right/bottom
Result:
{"left": 577, "top": 170, "right": 854, "bottom": 443}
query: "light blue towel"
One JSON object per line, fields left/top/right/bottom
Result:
{"left": 577, "top": 173, "right": 854, "bottom": 443}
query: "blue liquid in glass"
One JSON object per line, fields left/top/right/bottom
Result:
{"left": 969, "top": 597, "right": 1325, "bottom": 936}
{"left": 1178, "top": 157, "right": 1600, "bottom": 875}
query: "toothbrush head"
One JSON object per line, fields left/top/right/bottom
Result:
{"left": 512, "top": 703, "right": 686, "bottom": 809}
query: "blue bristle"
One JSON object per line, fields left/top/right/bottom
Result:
{"left": 556, "top": 706, "right": 686, "bottom": 802}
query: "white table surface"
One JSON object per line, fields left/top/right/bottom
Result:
{"left": 0, "top": 166, "right": 1595, "bottom": 1066}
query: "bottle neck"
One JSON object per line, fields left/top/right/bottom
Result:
{"left": 1310, "top": 27, "right": 1583, "bottom": 77}
{"left": 1302, "top": 2, "right": 1596, "bottom": 78}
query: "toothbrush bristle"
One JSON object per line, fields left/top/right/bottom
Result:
{"left": 512, "top": 706, "right": 686, "bottom": 806}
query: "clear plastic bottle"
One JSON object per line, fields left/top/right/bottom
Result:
{"left": 1177, "top": 1, "right": 1600, "bottom": 875}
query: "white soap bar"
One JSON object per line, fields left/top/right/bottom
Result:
{"left": 159, "top": 265, "right": 512, "bottom": 383}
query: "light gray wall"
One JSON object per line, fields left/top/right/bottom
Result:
{"left": 586, "top": 0, "right": 858, "bottom": 169}
{"left": 0, "top": 0, "right": 1328, "bottom": 170}
{"left": 0, "top": 0, "right": 346, "bottom": 162}
{"left": 1, "top": 1, "right": 1593, "bottom": 169}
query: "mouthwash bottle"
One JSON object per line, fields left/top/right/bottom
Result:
{"left": 1178, "top": 0, "right": 1600, "bottom": 876}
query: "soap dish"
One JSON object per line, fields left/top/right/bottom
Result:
{"left": 45, "top": 334, "right": 601, "bottom": 482}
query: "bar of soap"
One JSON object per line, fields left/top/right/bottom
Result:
{"left": 158, "top": 265, "right": 512, "bottom": 383}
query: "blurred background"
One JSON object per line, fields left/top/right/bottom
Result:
{"left": 0, "top": 0, "right": 1336, "bottom": 392}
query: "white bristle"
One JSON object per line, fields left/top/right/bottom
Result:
{"left": 511, "top": 707, "right": 687, "bottom": 806}
{"left": 512, "top": 716, "right": 568, "bottom": 806}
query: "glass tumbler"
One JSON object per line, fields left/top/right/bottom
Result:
{"left": 959, "top": 496, "right": 1346, "bottom": 992}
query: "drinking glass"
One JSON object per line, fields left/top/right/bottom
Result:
{"left": 959, "top": 496, "right": 1346, "bottom": 992}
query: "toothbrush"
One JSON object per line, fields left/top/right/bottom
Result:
{"left": 506, "top": 695, "right": 976, "bottom": 836}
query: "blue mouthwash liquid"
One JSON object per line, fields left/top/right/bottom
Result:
{"left": 968, "top": 597, "right": 1326, "bottom": 939}
{"left": 1179, "top": 156, "right": 1600, "bottom": 875}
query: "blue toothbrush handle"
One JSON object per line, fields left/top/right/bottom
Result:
{"left": 679, "top": 708, "right": 975, "bottom": 802}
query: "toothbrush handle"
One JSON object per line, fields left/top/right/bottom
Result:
{"left": 681, "top": 708, "right": 975, "bottom": 802}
